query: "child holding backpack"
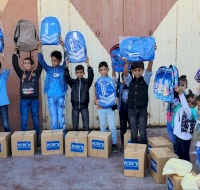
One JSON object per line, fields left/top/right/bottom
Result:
{"left": 94, "top": 61, "right": 118, "bottom": 153}
{"left": 38, "top": 38, "right": 68, "bottom": 130}
{"left": 122, "top": 59, "right": 154, "bottom": 144}
{"left": 112, "top": 69, "right": 129, "bottom": 151}
{"left": 0, "top": 55, "right": 11, "bottom": 132}
{"left": 172, "top": 87, "right": 197, "bottom": 161}
{"left": 12, "top": 42, "right": 42, "bottom": 143}
{"left": 64, "top": 59, "right": 94, "bottom": 131}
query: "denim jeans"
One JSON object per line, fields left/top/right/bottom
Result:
{"left": 20, "top": 99, "right": 40, "bottom": 137}
{"left": 0, "top": 105, "right": 10, "bottom": 132}
{"left": 72, "top": 107, "right": 89, "bottom": 131}
{"left": 98, "top": 108, "right": 117, "bottom": 144}
{"left": 128, "top": 107, "right": 147, "bottom": 144}
{"left": 119, "top": 110, "right": 129, "bottom": 145}
{"left": 166, "top": 121, "right": 176, "bottom": 152}
{"left": 48, "top": 96, "right": 65, "bottom": 130}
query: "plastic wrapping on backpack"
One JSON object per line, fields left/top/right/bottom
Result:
{"left": 40, "top": 17, "right": 61, "bottom": 45}
{"left": 119, "top": 36, "right": 155, "bottom": 62}
{"left": 95, "top": 76, "right": 116, "bottom": 107}
{"left": 0, "top": 28, "right": 4, "bottom": 53}
{"left": 194, "top": 69, "right": 200, "bottom": 83}
{"left": 65, "top": 31, "right": 87, "bottom": 63}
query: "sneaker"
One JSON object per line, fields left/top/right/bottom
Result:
{"left": 112, "top": 144, "right": 118, "bottom": 153}
{"left": 120, "top": 145, "right": 124, "bottom": 152}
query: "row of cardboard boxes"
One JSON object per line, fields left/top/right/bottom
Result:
{"left": 0, "top": 129, "right": 194, "bottom": 189}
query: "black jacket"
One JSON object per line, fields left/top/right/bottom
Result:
{"left": 64, "top": 66, "right": 94, "bottom": 109}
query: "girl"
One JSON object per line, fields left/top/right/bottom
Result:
{"left": 166, "top": 75, "right": 187, "bottom": 152}
{"left": 0, "top": 55, "right": 11, "bottom": 132}
{"left": 172, "top": 87, "right": 197, "bottom": 161}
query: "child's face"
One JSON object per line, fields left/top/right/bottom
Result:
{"left": 179, "top": 81, "right": 187, "bottom": 91}
{"left": 187, "top": 97, "right": 196, "bottom": 108}
{"left": 75, "top": 69, "right": 85, "bottom": 79}
{"left": 132, "top": 68, "right": 144, "bottom": 78}
{"left": 51, "top": 56, "right": 61, "bottom": 67}
{"left": 196, "top": 100, "right": 200, "bottom": 108}
{"left": 99, "top": 66, "right": 109, "bottom": 76}
{"left": 23, "top": 60, "right": 32, "bottom": 71}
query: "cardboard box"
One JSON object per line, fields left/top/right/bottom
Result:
{"left": 65, "top": 131, "right": 88, "bottom": 157}
{"left": 124, "top": 143, "right": 147, "bottom": 178}
{"left": 124, "top": 130, "right": 140, "bottom": 149}
{"left": 166, "top": 171, "right": 196, "bottom": 190}
{"left": 0, "top": 132, "right": 11, "bottom": 158}
{"left": 41, "top": 130, "right": 63, "bottom": 155}
{"left": 88, "top": 131, "right": 112, "bottom": 158}
{"left": 11, "top": 131, "right": 36, "bottom": 157}
{"left": 149, "top": 147, "right": 178, "bottom": 184}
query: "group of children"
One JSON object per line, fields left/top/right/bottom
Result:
{"left": 1, "top": 38, "right": 200, "bottom": 162}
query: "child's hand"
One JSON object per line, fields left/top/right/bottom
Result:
{"left": 175, "top": 86, "right": 183, "bottom": 95}
{"left": 65, "top": 56, "right": 69, "bottom": 67}
{"left": 85, "top": 57, "right": 90, "bottom": 67}
{"left": 13, "top": 42, "right": 18, "bottom": 54}
{"left": 120, "top": 57, "right": 129, "bottom": 64}
{"left": 59, "top": 36, "right": 64, "bottom": 47}
{"left": 37, "top": 40, "right": 42, "bottom": 48}
{"left": 115, "top": 97, "right": 119, "bottom": 104}
{"left": 94, "top": 99, "right": 99, "bottom": 106}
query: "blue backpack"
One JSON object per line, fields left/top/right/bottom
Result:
{"left": 110, "top": 44, "right": 130, "bottom": 72}
{"left": 40, "top": 17, "right": 61, "bottom": 45}
{"left": 0, "top": 28, "right": 4, "bottom": 53}
{"left": 153, "top": 65, "right": 179, "bottom": 102}
{"left": 95, "top": 76, "right": 116, "bottom": 107}
{"left": 65, "top": 31, "right": 87, "bottom": 63}
{"left": 120, "top": 36, "right": 155, "bottom": 62}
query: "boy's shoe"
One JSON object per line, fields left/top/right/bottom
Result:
{"left": 112, "top": 144, "right": 118, "bottom": 153}
{"left": 120, "top": 145, "right": 124, "bottom": 152}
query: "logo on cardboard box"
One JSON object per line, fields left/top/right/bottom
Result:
{"left": 124, "top": 159, "right": 139, "bottom": 170}
{"left": 92, "top": 140, "right": 104, "bottom": 150}
{"left": 17, "top": 141, "right": 31, "bottom": 151}
{"left": 147, "top": 144, "right": 152, "bottom": 154}
{"left": 46, "top": 141, "right": 60, "bottom": 150}
{"left": 151, "top": 158, "right": 157, "bottom": 173}
{"left": 128, "top": 140, "right": 131, "bottom": 143}
{"left": 167, "top": 177, "right": 173, "bottom": 190}
{"left": 0, "top": 143, "right": 1, "bottom": 152}
{"left": 71, "top": 143, "right": 84, "bottom": 153}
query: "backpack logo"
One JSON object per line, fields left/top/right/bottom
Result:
{"left": 151, "top": 158, "right": 157, "bottom": 173}
{"left": 40, "top": 17, "right": 61, "bottom": 45}
{"left": 17, "top": 141, "right": 31, "bottom": 151}
{"left": 0, "top": 28, "right": 4, "bottom": 53}
{"left": 46, "top": 141, "right": 60, "bottom": 150}
{"left": 124, "top": 159, "right": 139, "bottom": 170}
{"left": 92, "top": 140, "right": 104, "bottom": 150}
{"left": 153, "top": 65, "right": 179, "bottom": 102}
{"left": 96, "top": 76, "right": 116, "bottom": 107}
{"left": 120, "top": 36, "right": 155, "bottom": 62}
{"left": 71, "top": 143, "right": 84, "bottom": 153}
{"left": 65, "top": 31, "right": 87, "bottom": 63}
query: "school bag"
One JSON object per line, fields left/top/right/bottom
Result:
{"left": 40, "top": 17, "right": 61, "bottom": 45}
{"left": 194, "top": 69, "right": 200, "bottom": 83}
{"left": 120, "top": 36, "right": 155, "bottom": 62}
{"left": 14, "top": 19, "right": 37, "bottom": 52}
{"left": 65, "top": 31, "right": 87, "bottom": 63}
{"left": 0, "top": 28, "right": 4, "bottom": 53}
{"left": 95, "top": 76, "right": 116, "bottom": 107}
{"left": 153, "top": 65, "right": 179, "bottom": 102}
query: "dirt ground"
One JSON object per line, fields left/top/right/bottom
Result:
{"left": 0, "top": 127, "right": 199, "bottom": 190}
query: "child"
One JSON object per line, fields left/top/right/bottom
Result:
{"left": 166, "top": 75, "right": 188, "bottom": 152}
{"left": 64, "top": 59, "right": 94, "bottom": 131}
{"left": 12, "top": 43, "right": 42, "bottom": 142}
{"left": 172, "top": 88, "right": 197, "bottom": 162}
{"left": 122, "top": 59, "right": 154, "bottom": 144}
{"left": 112, "top": 69, "right": 129, "bottom": 151}
{"left": 94, "top": 61, "right": 118, "bottom": 152}
{"left": 38, "top": 39, "right": 68, "bottom": 130}
{"left": 0, "top": 55, "right": 11, "bottom": 132}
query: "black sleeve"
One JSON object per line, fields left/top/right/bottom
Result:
{"left": 12, "top": 54, "right": 23, "bottom": 78}
{"left": 87, "top": 66, "right": 94, "bottom": 89}
{"left": 35, "top": 62, "right": 43, "bottom": 77}
{"left": 64, "top": 67, "right": 74, "bottom": 88}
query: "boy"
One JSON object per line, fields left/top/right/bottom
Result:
{"left": 0, "top": 55, "right": 11, "bottom": 132}
{"left": 94, "top": 61, "right": 118, "bottom": 152}
{"left": 123, "top": 58, "right": 153, "bottom": 144}
{"left": 12, "top": 43, "right": 42, "bottom": 142}
{"left": 64, "top": 59, "right": 94, "bottom": 131}
{"left": 112, "top": 69, "right": 129, "bottom": 151}
{"left": 38, "top": 39, "right": 68, "bottom": 130}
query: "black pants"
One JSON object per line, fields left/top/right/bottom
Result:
{"left": 72, "top": 107, "right": 89, "bottom": 131}
{"left": 175, "top": 135, "right": 191, "bottom": 162}
{"left": 128, "top": 107, "right": 147, "bottom": 144}
{"left": 119, "top": 110, "right": 129, "bottom": 145}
